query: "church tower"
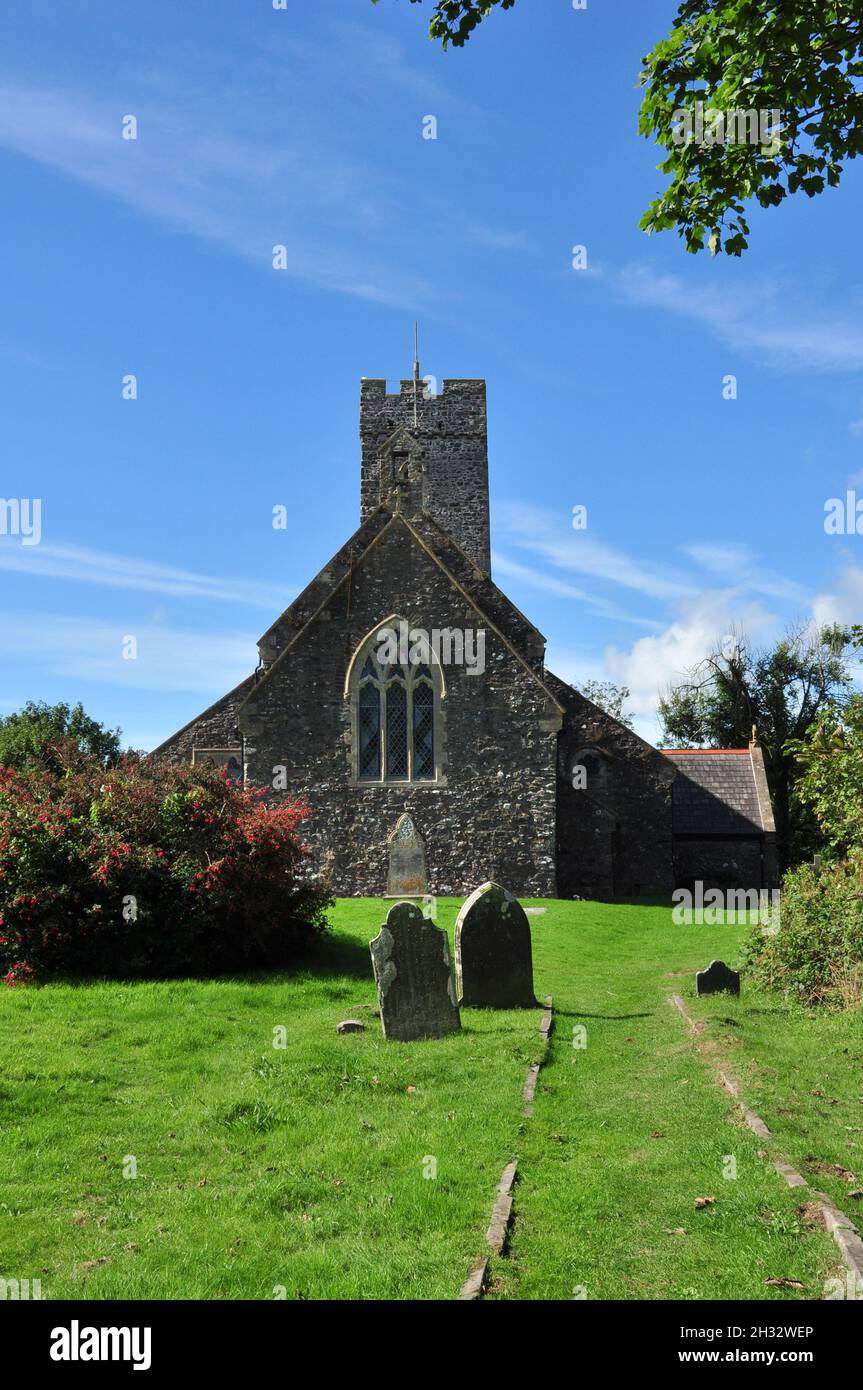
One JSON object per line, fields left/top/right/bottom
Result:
{"left": 359, "top": 377, "right": 491, "bottom": 575}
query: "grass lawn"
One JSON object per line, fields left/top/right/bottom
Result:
{"left": 0, "top": 898, "right": 857, "bottom": 1300}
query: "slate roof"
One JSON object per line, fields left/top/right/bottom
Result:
{"left": 661, "top": 749, "right": 765, "bottom": 835}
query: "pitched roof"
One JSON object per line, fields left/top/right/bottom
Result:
{"left": 661, "top": 748, "right": 766, "bottom": 834}
{"left": 242, "top": 509, "right": 562, "bottom": 717}
{"left": 150, "top": 673, "right": 256, "bottom": 758}
{"left": 544, "top": 670, "right": 677, "bottom": 776}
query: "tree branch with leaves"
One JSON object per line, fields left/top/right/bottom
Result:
{"left": 378, "top": 0, "right": 863, "bottom": 255}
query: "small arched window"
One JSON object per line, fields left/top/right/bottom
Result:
{"left": 353, "top": 645, "right": 439, "bottom": 783}
{"left": 571, "top": 746, "right": 611, "bottom": 798}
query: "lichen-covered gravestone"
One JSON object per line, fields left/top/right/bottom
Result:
{"left": 696, "top": 959, "right": 740, "bottom": 995}
{"left": 369, "top": 902, "right": 461, "bottom": 1041}
{"left": 385, "top": 813, "right": 428, "bottom": 898}
{"left": 455, "top": 882, "right": 537, "bottom": 1008}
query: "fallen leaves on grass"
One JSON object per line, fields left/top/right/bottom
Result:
{"left": 797, "top": 1202, "right": 827, "bottom": 1229}
{"left": 805, "top": 1158, "right": 858, "bottom": 1182}
{"left": 694, "top": 1196, "right": 716, "bottom": 1209}
{"left": 764, "top": 1277, "right": 804, "bottom": 1288}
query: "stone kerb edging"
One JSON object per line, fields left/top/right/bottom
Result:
{"left": 668, "top": 993, "right": 863, "bottom": 1286}
{"left": 459, "top": 995, "right": 554, "bottom": 1300}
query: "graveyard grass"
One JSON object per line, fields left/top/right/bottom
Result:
{"left": 0, "top": 899, "right": 858, "bottom": 1301}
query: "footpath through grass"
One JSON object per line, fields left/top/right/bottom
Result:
{"left": 0, "top": 898, "right": 857, "bottom": 1300}
{"left": 492, "top": 901, "right": 853, "bottom": 1300}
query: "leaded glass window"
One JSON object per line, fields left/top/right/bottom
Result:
{"left": 413, "top": 680, "right": 434, "bottom": 780}
{"left": 352, "top": 636, "right": 440, "bottom": 783}
{"left": 386, "top": 677, "right": 409, "bottom": 778}
{"left": 359, "top": 679, "right": 381, "bottom": 780}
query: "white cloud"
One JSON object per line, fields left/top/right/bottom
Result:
{"left": 811, "top": 565, "right": 863, "bottom": 628}
{"left": 604, "top": 593, "right": 777, "bottom": 741}
{"left": 616, "top": 264, "right": 863, "bottom": 373}
{"left": 0, "top": 538, "right": 295, "bottom": 610}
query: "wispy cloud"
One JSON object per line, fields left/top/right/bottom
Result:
{"left": 0, "top": 538, "right": 295, "bottom": 610}
{"left": 492, "top": 550, "right": 662, "bottom": 629}
{"left": 468, "top": 224, "right": 528, "bottom": 252}
{"left": 683, "top": 541, "right": 809, "bottom": 603}
{"left": 496, "top": 500, "right": 698, "bottom": 602}
{"left": 616, "top": 264, "right": 863, "bottom": 373}
{"left": 0, "top": 18, "right": 484, "bottom": 311}
{"left": 0, "top": 610, "right": 253, "bottom": 697}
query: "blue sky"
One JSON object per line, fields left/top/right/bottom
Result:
{"left": 1, "top": 0, "right": 861, "bottom": 747}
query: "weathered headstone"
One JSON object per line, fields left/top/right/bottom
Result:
{"left": 696, "top": 959, "right": 740, "bottom": 995}
{"left": 336, "top": 1020, "right": 365, "bottom": 1034}
{"left": 369, "top": 902, "right": 461, "bottom": 1041}
{"left": 385, "top": 813, "right": 428, "bottom": 898}
{"left": 455, "top": 882, "right": 537, "bottom": 1008}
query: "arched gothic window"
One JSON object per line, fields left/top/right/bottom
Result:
{"left": 355, "top": 647, "right": 438, "bottom": 783}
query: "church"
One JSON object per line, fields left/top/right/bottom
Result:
{"left": 154, "top": 373, "right": 777, "bottom": 899}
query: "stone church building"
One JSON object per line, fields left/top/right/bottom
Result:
{"left": 154, "top": 375, "right": 777, "bottom": 898}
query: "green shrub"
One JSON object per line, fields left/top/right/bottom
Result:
{"left": 743, "top": 853, "right": 863, "bottom": 1007}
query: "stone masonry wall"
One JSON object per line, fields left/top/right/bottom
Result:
{"left": 360, "top": 379, "right": 491, "bottom": 574}
{"left": 238, "top": 518, "right": 561, "bottom": 897}
{"left": 152, "top": 676, "right": 254, "bottom": 762}
{"left": 549, "top": 676, "right": 675, "bottom": 899}
{"left": 673, "top": 837, "right": 767, "bottom": 891}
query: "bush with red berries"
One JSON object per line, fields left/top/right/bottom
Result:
{"left": 0, "top": 746, "right": 331, "bottom": 983}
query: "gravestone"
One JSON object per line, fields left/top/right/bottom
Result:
{"left": 455, "top": 881, "right": 537, "bottom": 1008}
{"left": 385, "top": 813, "right": 428, "bottom": 898}
{"left": 696, "top": 959, "right": 740, "bottom": 995}
{"left": 369, "top": 902, "right": 461, "bottom": 1041}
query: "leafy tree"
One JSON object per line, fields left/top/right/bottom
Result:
{"left": 0, "top": 701, "right": 122, "bottom": 774}
{"left": 659, "top": 623, "right": 853, "bottom": 868}
{"left": 581, "top": 679, "right": 634, "bottom": 729}
{"left": 370, "top": 0, "right": 516, "bottom": 48}
{"left": 785, "top": 626, "right": 863, "bottom": 857}
{"left": 638, "top": 1, "right": 863, "bottom": 256}
{"left": 381, "top": 0, "right": 863, "bottom": 255}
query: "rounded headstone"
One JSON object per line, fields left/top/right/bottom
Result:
{"left": 455, "top": 882, "right": 537, "bottom": 1008}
